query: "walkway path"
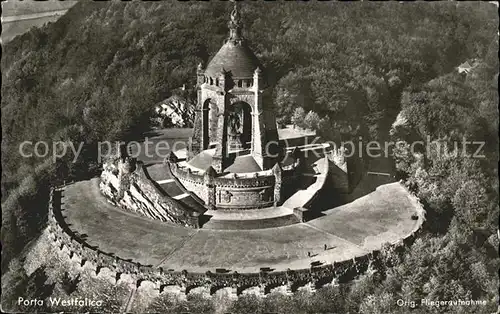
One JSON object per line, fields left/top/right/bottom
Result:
{"left": 281, "top": 157, "right": 328, "bottom": 210}
{"left": 123, "top": 288, "right": 137, "bottom": 313}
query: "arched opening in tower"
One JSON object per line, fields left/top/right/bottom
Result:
{"left": 203, "top": 98, "right": 219, "bottom": 148}
{"left": 227, "top": 101, "right": 252, "bottom": 151}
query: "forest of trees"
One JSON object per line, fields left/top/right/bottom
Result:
{"left": 1, "top": 1, "right": 498, "bottom": 313}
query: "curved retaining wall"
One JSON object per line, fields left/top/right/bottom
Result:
{"left": 47, "top": 181, "right": 426, "bottom": 297}
{"left": 135, "top": 163, "right": 200, "bottom": 227}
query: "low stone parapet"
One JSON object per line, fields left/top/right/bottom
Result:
{"left": 293, "top": 207, "right": 309, "bottom": 222}
{"left": 170, "top": 162, "right": 277, "bottom": 209}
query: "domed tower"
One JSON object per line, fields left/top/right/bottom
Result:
{"left": 189, "top": 1, "right": 280, "bottom": 173}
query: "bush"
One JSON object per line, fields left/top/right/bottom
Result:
{"left": 291, "top": 107, "right": 306, "bottom": 129}
{"left": 303, "top": 111, "right": 321, "bottom": 131}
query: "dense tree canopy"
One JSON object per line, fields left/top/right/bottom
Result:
{"left": 2, "top": 2, "right": 497, "bottom": 182}
{"left": 1, "top": 1, "right": 498, "bottom": 312}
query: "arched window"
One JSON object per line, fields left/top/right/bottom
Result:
{"left": 209, "top": 77, "right": 213, "bottom": 85}
{"left": 237, "top": 80, "right": 243, "bottom": 88}
{"left": 216, "top": 78, "right": 219, "bottom": 86}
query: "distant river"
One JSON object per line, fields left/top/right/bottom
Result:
{"left": 1, "top": 9, "right": 68, "bottom": 23}
{"left": 1, "top": 10, "right": 69, "bottom": 43}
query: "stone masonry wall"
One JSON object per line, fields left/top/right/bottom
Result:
{"left": 100, "top": 157, "right": 199, "bottom": 228}
{"left": 48, "top": 181, "right": 426, "bottom": 298}
{"left": 169, "top": 162, "right": 298, "bottom": 209}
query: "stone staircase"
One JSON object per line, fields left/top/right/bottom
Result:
{"left": 281, "top": 157, "right": 328, "bottom": 210}
{"left": 142, "top": 151, "right": 330, "bottom": 230}
{"left": 201, "top": 213, "right": 300, "bottom": 230}
{"left": 144, "top": 164, "right": 206, "bottom": 214}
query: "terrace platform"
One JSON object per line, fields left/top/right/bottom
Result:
{"left": 61, "top": 177, "right": 422, "bottom": 273}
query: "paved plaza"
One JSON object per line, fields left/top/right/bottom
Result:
{"left": 62, "top": 177, "right": 420, "bottom": 273}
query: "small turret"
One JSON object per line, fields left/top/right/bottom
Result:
{"left": 197, "top": 62, "right": 205, "bottom": 87}
{"left": 204, "top": 166, "right": 217, "bottom": 210}
{"left": 204, "top": 166, "right": 217, "bottom": 185}
{"left": 253, "top": 67, "right": 262, "bottom": 91}
{"left": 116, "top": 157, "right": 135, "bottom": 200}
{"left": 218, "top": 67, "right": 232, "bottom": 91}
{"left": 118, "top": 157, "right": 136, "bottom": 175}
{"left": 272, "top": 162, "right": 283, "bottom": 206}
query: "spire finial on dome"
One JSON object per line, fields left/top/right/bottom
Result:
{"left": 230, "top": 0, "right": 240, "bottom": 23}
{"left": 228, "top": 0, "right": 243, "bottom": 42}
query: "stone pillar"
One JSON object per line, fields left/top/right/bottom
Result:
{"left": 251, "top": 67, "right": 267, "bottom": 170}
{"left": 285, "top": 269, "right": 293, "bottom": 295}
{"left": 293, "top": 207, "right": 308, "bottom": 222}
{"left": 204, "top": 167, "right": 217, "bottom": 210}
{"left": 190, "top": 63, "right": 206, "bottom": 159}
{"left": 258, "top": 284, "right": 266, "bottom": 297}
{"left": 330, "top": 277, "right": 339, "bottom": 287}
{"left": 308, "top": 281, "right": 317, "bottom": 293}
{"left": 212, "top": 70, "right": 230, "bottom": 173}
{"left": 189, "top": 118, "right": 202, "bottom": 160}
{"left": 179, "top": 270, "right": 188, "bottom": 300}
{"left": 196, "top": 62, "right": 204, "bottom": 87}
{"left": 258, "top": 271, "right": 267, "bottom": 296}
{"left": 230, "top": 285, "right": 238, "bottom": 298}
{"left": 189, "top": 212, "right": 200, "bottom": 229}
{"left": 272, "top": 163, "right": 282, "bottom": 206}
{"left": 117, "top": 157, "right": 135, "bottom": 200}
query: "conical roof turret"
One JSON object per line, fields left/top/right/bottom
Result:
{"left": 205, "top": 1, "right": 263, "bottom": 79}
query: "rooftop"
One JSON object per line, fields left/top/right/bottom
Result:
{"left": 204, "top": 1, "right": 263, "bottom": 79}
{"left": 205, "top": 41, "right": 262, "bottom": 79}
